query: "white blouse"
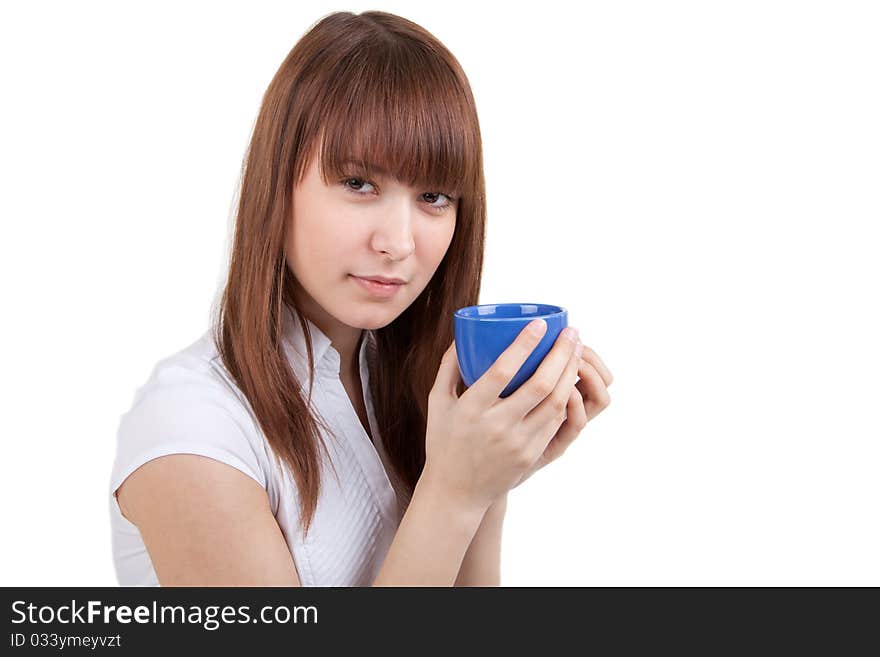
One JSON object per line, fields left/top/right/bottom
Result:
{"left": 109, "top": 306, "right": 404, "bottom": 586}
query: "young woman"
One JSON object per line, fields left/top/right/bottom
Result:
{"left": 109, "top": 10, "right": 613, "bottom": 587}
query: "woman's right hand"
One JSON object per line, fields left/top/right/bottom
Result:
{"left": 422, "top": 319, "right": 583, "bottom": 513}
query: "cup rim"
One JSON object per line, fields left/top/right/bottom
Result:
{"left": 454, "top": 303, "right": 567, "bottom": 322}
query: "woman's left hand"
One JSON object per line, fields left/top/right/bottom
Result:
{"left": 510, "top": 343, "right": 613, "bottom": 489}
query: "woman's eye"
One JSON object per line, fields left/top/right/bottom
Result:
{"left": 342, "top": 177, "right": 376, "bottom": 194}
{"left": 421, "top": 192, "right": 456, "bottom": 212}
{"left": 341, "top": 176, "right": 455, "bottom": 212}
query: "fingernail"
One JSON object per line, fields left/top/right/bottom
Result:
{"left": 562, "top": 327, "right": 579, "bottom": 342}
{"left": 575, "top": 341, "right": 584, "bottom": 357}
{"left": 528, "top": 319, "right": 547, "bottom": 336}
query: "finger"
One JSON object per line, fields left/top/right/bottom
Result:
{"left": 433, "top": 340, "right": 462, "bottom": 401}
{"left": 501, "top": 326, "right": 581, "bottom": 418}
{"left": 578, "top": 345, "right": 613, "bottom": 387}
{"left": 463, "top": 318, "right": 549, "bottom": 408}
{"left": 575, "top": 359, "right": 612, "bottom": 421}
{"left": 520, "top": 338, "right": 582, "bottom": 449}
{"left": 542, "top": 388, "right": 589, "bottom": 464}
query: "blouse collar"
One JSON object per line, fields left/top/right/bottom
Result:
{"left": 281, "top": 304, "right": 375, "bottom": 381}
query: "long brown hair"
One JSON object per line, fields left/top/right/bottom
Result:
{"left": 212, "top": 10, "right": 486, "bottom": 537}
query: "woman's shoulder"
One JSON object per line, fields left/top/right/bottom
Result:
{"left": 113, "top": 330, "right": 275, "bottom": 489}
{"left": 129, "top": 330, "right": 245, "bottom": 410}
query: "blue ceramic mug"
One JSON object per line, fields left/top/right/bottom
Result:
{"left": 454, "top": 303, "right": 569, "bottom": 398}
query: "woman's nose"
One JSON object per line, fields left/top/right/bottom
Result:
{"left": 373, "top": 197, "right": 416, "bottom": 259}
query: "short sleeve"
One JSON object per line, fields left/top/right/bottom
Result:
{"left": 109, "top": 359, "right": 269, "bottom": 505}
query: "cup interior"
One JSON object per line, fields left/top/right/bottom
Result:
{"left": 454, "top": 303, "right": 565, "bottom": 321}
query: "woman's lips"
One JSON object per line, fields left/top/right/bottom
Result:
{"left": 350, "top": 274, "right": 405, "bottom": 298}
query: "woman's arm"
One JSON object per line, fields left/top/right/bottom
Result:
{"left": 372, "top": 470, "right": 489, "bottom": 586}
{"left": 454, "top": 494, "right": 507, "bottom": 586}
{"left": 116, "top": 454, "right": 301, "bottom": 586}
{"left": 120, "top": 453, "right": 498, "bottom": 587}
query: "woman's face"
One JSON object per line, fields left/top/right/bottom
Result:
{"left": 285, "top": 151, "right": 457, "bottom": 332}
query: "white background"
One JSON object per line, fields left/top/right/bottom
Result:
{"left": 1, "top": 0, "right": 877, "bottom": 586}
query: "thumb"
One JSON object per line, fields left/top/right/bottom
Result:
{"left": 433, "top": 340, "right": 462, "bottom": 400}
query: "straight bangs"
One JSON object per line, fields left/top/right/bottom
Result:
{"left": 300, "top": 41, "right": 479, "bottom": 200}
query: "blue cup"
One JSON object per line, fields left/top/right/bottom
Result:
{"left": 454, "top": 303, "right": 569, "bottom": 398}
